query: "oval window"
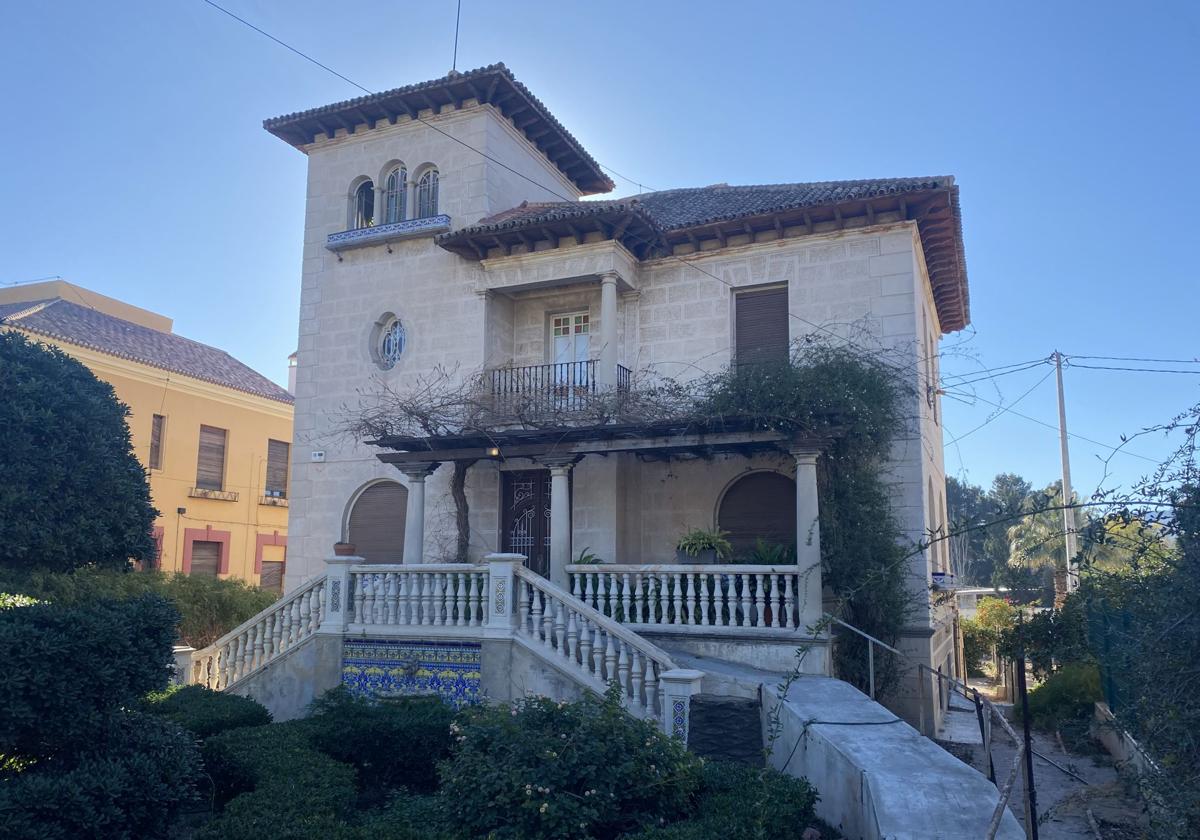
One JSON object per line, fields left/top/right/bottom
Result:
{"left": 379, "top": 318, "right": 406, "bottom": 369}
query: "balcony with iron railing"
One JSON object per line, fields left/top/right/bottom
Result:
{"left": 489, "top": 360, "right": 632, "bottom": 414}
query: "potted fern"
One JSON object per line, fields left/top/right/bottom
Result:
{"left": 675, "top": 528, "right": 733, "bottom": 565}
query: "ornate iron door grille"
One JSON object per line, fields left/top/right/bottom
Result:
{"left": 501, "top": 470, "right": 552, "bottom": 577}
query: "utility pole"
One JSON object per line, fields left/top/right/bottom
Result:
{"left": 1054, "top": 351, "right": 1079, "bottom": 593}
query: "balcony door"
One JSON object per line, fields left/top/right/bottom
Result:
{"left": 501, "top": 470, "right": 552, "bottom": 577}
{"left": 551, "top": 312, "right": 590, "bottom": 382}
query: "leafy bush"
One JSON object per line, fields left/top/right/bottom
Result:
{"left": 144, "top": 685, "right": 271, "bottom": 739}
{"left": 438, "top": 689, "right": 702, "bottom": 840}
{"left": 0, "top": 331, "right": 156, "bottom": 572}
{"left": 960, "top": 616, "right": 992, "bottom": 677}
{"left": 676, "top": 528, "right": 733, "bottom": 560}
{"left": 305, "top": 688, "right": 453, "bottom": 800}
{"left": 1019, "top": 662, "right": 1102, "bottom": 731}
{"left": 0, "top": 567, "right": 276, "bottom": 648}
{"left": 0, "top": 711, "right": 201, "bottom": 840}
{"left": 0, "top": 594, "right": 178, "bottom": 761}
{"left": 335, "top": 792, "right": 456, "bottom": 840}
{"left": 0, "top": 593, "right": 38, "bottom": 610}
{"left": 197, "top": 723, "right": 357, "bottom": 840}
{"left": 1000, "top": 591, "right": 1092, "bottom": 679}
{"left": 626, "top": 760, "right": 820, "bottom": 839}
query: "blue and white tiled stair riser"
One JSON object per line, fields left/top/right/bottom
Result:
{"left": 342, "top": 639, "right": 481, "bottom": 709}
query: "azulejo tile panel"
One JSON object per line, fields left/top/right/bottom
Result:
{"left": 342, "top": 639, "right": 481, "bottom": 709}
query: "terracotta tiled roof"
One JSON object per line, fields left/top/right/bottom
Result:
{"left": 441, "top": 177, "right": 970, "bottom": 332}
{"left": 264, "top": 63, "right": 613, "bottom": 195}
{"left": 1, "top": 298, "right": 293, "bottom": 404}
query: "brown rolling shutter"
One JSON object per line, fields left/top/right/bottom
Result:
{"left": 196, "top": 426, "right": 227, "bottom": 490}
{"left": 718, "top": 472, "right": 797, "bottom": 559}
{"left": 347, "top": 482, "right": 408, "bottom": 564}
{"left": 259, "top": 560, "right": 285, "bottom": 593}
{"left": 149, "top": 415, "right": 165, "bottom": 470}
{"left": 735, "top": 287, "right": 789, "bottom": 366}
{"left": 190, "top": 541, "right": 221, "bottom": 577}
{"left": 266, "top": 439, "right": 290, "bottom": 497}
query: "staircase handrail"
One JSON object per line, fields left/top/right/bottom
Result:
{"left": 193, "top": 573, "right": 327, "bottom": 660}
{"left": 515, "top": 566, "right": 678, "bottom": 671}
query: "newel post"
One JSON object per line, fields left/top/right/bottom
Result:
{"left": 659, "top": 669, "right": 704, "bottom": 741}
{"left": 319, "top": 548, "right": 360, "bottom": 635}
{"left": 483, "top": 552, "right": 524, "bottom": 638}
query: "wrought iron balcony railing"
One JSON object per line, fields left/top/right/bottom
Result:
{"left": 490, "top": 360, "right": 631, "bottom": 414}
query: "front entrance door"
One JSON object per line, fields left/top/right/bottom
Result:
{"left": 501, "top": 470, "right": 552, "bottom": 576}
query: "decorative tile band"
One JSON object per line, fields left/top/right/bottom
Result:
{"left": 329, "top": 579, "right": 341, "bottom": 613}
{"left": 494, "top": 579, "right": 506, "bottom": 614}
{"left": 342, "top": 638, "right": 481, "bottom": 709}
{"left": 671, "top": 698, "right": 688, "bottom": 739}
{"left": 326, "top": 215, "right": 451, "bottom": 251}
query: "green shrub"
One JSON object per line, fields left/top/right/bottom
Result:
{"left": 144, "top": 685, "right": 271, "bottom": 739}
{"left": 0, "top": 567, "right": 276, "bottom": 648}
{"left": 0, "top": 593, "right": 39, "bottom": 610}
{"left": 305, "top": 688, "right": 453, "bottom": 800}
{"left": 1020, "top": 662, "right": 1102, "bottom": 731}
{"left": 0, "top": 594, "right": 178, "bottom": 761}
{"left": 0, "top": 331, "right": 157, "bottom": 573}
{"left": 334, "top": 792, "right": 456, "bottom": 840}
{"left": 1000, "top": 592, "right": 1092, "bottom": 679}
{"left": 197, "top": 722, "right": 357, "bottom": 840}
{"left": 961, "top": 616, "right": 992, "bottom": 677}
{"left": 626, "top": 760, "right": 820, "bottom": 839}
{"left": 438, "top": 689, "right": 703, "bottom": 840}
{"left": 0, "top": 710, "right": 201, "bottom": 839}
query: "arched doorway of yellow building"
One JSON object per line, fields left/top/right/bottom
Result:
{"left": 344, "top": 480, "right": 408, "bottom": 564}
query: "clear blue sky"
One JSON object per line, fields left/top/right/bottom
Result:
{"left": 2, "top": 1, "right": 1196, "bottom": 499}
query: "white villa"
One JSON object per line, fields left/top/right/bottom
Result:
{"left": 178, "top": 65, "right": 1022, "bottom": 838}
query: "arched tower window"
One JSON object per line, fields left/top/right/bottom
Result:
{"left": 353, "top": 180, "right": 375, "bottom": 229}
{"left": 416, "top": 169, "right": 439, "bottom": 218}
{"left": 384, "top": 166, "right": 407, "bottom": 223}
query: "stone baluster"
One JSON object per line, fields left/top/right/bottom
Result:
{"left": 634, "top": 574, "right": 646, "bottom": 623}
{"left": 755, "top": 574, "right": 766, "bottom": 627}
{"left": 621, "top": 574, "right": 632, "bottom": 622}
{"left": 617, "top": 640, "right": 630, "bottom": 697}
{"left": 579, "top": 615, "right": 593, "bottom": 671}
{"left": 421, "top": 573, "right": 434, "bottom": 626}
{"left": 364, "top": 574, "right": 379, "bottom": 624}
{"left": 467, "top": 573, "right": 479, "bottom": 626}
{"left": 685, "top": 574, "right": 698, "bottom": 625}
{"left": 253, "top": 622, "right": 265, "bottom": 670}
{"left": 604, "top": 632, "right": 618, "bottom": 683}
{"left": 278, "top": 600, "right": 292, "bottom": 651}
{"left": 381, "top": 574, "right": 394, "bottom": 625}
{"left": 455, "top": 573, "right": 468, "bottom": 626}
{"left": 657, "top": 574, "right": 669, "bottom": 624}
{"left": 541, "top": 593, "right": 555, "bottom": 649}
{"left": 552, "top": 598, "right": 566, "bottom": 652}
{"left": 739, "top": 574, "right": 753, "bottom": 628}
{"left": 772, "top": 575, "right": 785, "bottom": 628}
{"left": 672, "top": 574, "right": 684, "bottom": 626}
{"left": 435, "top": 574, "right": 448, "bottom": 626}
{"left": 530, "top": 585, "right": 544, "bottom": 641}
{"left": 566, "top": 608, "right": 579, "bottom": 662}
{"left": 263, "top": 613, "right": 275, "bottom": 662}
{"left": 631, "top": 650, "right": 645, "bottom": 710}
{"left": 696, "top": 574, "right": 709, "bottom": 626}
{"left": 591, "top": 625, "right": 604, "bottom": 677}
{"left": 713, "top": 572, "right": 726, "bottom": 627}
{"left": 644, "top": 660, "right": 659, "bottom": 719}
{"left": 784, "top": 574, "right": 796, "bottom": 628}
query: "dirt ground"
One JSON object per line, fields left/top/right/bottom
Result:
{"left": 940, "top": 671, "right": 1149, "bottom": 840}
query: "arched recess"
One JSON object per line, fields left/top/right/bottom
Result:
{"left": 716, "top": 470, "right": 796, "bottom": 560}
{"left": 344, "top": 480, "right": 408, "bottom": 564}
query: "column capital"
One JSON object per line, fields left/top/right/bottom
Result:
{"left": 536, "top": 454, "right": 581, "bottom": 472}
{"left": 394, "top": 460, "right": 440, "bottom": 480}
{"left": 598, "top": 270, "right": 620, "bottom": 285}
{"left": 789, "top": 447, "right": 821, "bottom": 465}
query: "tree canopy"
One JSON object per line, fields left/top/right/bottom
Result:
{"left": 0, "top": 332, "right": 156, "bottom": 572}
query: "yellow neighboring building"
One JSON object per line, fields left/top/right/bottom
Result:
{"left": 0, "top": 280, "right": 293, "bottom": 590}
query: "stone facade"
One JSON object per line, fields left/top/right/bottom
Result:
{"left": 280, "top": 91, "right": 956, "bottom": 724}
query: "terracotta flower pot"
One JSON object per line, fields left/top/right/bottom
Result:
{"left": 333, "top": 542, "right": 357, "bottom": 557}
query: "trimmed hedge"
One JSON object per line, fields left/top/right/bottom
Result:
{"left": 0, "top": 594, "right": 178, "bottom": 761}
{"left": 438, "top": 691, "right": 703, "bottom": 840}
{"left": 144, "top": 685, "right": 271, "bottom": 740}
{"left": 197, "top": 723, "right": 357, "bottom": 840}
{"left": 0, "top": 712, "right": 201, "bottom": 840}
{"left": 626, "top": 760, "right": 821, "bottom": 839}
{"left": 304, "top": 689, "right": 453, "bottom": 801}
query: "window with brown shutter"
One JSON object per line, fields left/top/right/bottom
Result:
{"left": 259, "top": 560, "right": 285, "bottom": 593}
{"left": 734, "top": 287, "right": 789, "bottom": 366}
{"left": 190, "top": 541, "right": 221, "bottom": 577}
{"left": 347, "top": 481, "right": 409, "bottom": 564}
{"left": 196, "top": 426, "right": 227, "bottom": 491}
{"left": 149, "top": 414, "right": 165, "bottom": 470}
{"left": 265, "top": 439, "right": 290, "bottom": 498}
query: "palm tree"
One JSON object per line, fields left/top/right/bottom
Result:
{"left": 1007, "top": 483, "right": 1080, "bottom": 605}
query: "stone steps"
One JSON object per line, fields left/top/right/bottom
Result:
{"left": 687, "top": 693, "right": 764, "bottom": 766}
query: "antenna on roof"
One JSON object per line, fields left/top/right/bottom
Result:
{"left": 451, "top": 0, "right": 462, "bottom": 72}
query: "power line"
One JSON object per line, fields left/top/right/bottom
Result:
{"left": 941, "top": 389, "right": 1160, "bottom": 464}
{"left": 1066, "top": 354, "right": 1200, "bottom": 365}
{"left": 941, "top": 359, "right": 1050, "bottom": 389}
{"left": 1065, "top": 363, "right": 1200, "bottom": 376}
{"left": 944, "top": 368, "right": 1055, "bottom": 446}
{"left": 940, "top": 357, "right": 1049, "bottom": 382}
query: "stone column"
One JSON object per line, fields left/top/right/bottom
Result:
{"left": 538, "top": 456, "right": 580, "bottom": 589}
{"left": 319, "top": 551, "right": 361, "bottom": 635}
{"left": 659, "top": 669, "right": 705, "bottom": 740}
{"left": 792, "top": 448, "right": 823, "bottom": 632}
{"left": 482, "top": 552, "right": 523, "bottom": 637}
{"left": 597, "top": 271, "right": 619, "bottom": 390}
{"left": 397, "top": 462, "right": 440, "bottom": 564}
